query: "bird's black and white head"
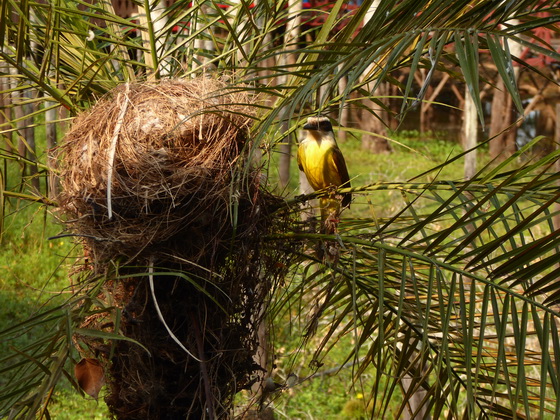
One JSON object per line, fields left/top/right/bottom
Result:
{"left": 303, "top": 116, "right": 333, "bottom": 133}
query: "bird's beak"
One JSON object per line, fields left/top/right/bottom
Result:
{"left": 303, "top": 122, "right": 316, "bottom": 130}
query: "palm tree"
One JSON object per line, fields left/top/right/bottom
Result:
{"left": 1, "top": 0, "right": 560, "bottom": 418}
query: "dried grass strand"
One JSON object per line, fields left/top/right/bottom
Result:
{"left": 148, "top": 257, "right": 201, "bottom": 361}
{"left": 106, "top": 82, "right": 130, "bottom": 220}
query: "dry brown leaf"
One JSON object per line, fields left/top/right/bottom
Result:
{"left": 75, "top": 358, "right": 105, "bottom": 399}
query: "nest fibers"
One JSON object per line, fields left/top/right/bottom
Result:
{"left": 58, "top": 78, "right": 257, "bottom": 264}
{"left": 58, "top": 79, "right": 295, "bottom": 418}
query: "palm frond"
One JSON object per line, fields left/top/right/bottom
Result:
{"left": 271, "top": 137, "right": 560, "bottom": 417}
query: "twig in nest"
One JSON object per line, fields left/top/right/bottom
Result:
{"left": 107, "top": 83, "right": 130, "bottom": 220}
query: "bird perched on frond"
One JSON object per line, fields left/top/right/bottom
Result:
{"left": 297, "top": 116, "right": 351, "bottom": 235}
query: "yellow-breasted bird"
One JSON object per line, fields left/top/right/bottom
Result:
{"left": 297, "top": 116, "right": 351, "bottom": 234}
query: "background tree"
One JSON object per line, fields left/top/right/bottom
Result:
{"left": 1, "top": 0, "right": 560, "bottom": 418}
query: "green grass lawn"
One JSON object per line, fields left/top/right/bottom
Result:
{"left": 0, "top": 204, "right": 73, "bottom": 345}
{"left": 0, "top": 131, "right": 488, "bottom": 419}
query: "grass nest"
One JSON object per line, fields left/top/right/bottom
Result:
{"left": 58, "top": 77, "right": 259, "bottom": 265}
{"left": 57, "top": 78, "right": 296, "bottom": 419}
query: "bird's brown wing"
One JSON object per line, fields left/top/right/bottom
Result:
{"left": 331, "top": 147, "right": 351, "bottom": 207}
{"left": 297, "top": 145, "right": 304, "bottom": 172}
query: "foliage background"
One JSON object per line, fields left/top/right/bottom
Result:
{"left": 1, "top": 0, "right": 560, "bottom": 418}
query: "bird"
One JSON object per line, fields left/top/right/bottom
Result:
{"left": 297, "top": 116, "right": 351, "bottom": 234}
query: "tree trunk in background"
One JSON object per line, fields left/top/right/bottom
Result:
{"left": 138, "top": 0, "right": 168, "bottom": 78}
{"left": 553, "top": 104, "right": 560, "bottom": 231}
{"left": 337, "top": 72, "right": 349, "bottom": 143}
{"left": 463, "top": 86, "right": 478, "bottom": 180}
{"left": 359, "top": 94, "right": 392, "bottom": 153}
{"left": 230, "top": 0, "right": 252, "bottom": 67}
{"left": 24, "top": 89, "right": 40, "bottom": 192}
{"left": 10, "top": 70, "right": 27, "bottom": 172}
{"left": 359, "top": 0, "right": 391, "bottom": 154}
{"left": 8, "top": 26, "right": 40, "bottom": 192}
{"left": 190, "top": 2, "right": 215, "bottom": 71}
{"left": 489, "top": 20, "right": 522, "bottom": 161}
{"left": 46, "top": 101, "right": 59, "bottom": 198}
{"left": 278, "top": 0, "right": 302, "bottom": 189}
{"left": 401, "top": 375, "right": 430, "bottom": 420}
{"left": 10, "top": 78, "right": 40, "bottom": 192}
{"left": 419, "top": 72, "right": 450, "bottom": 135}
{"left": 488, "top": 77, "right": 515, "bottom": 161}
{"left": 0, "top": 53, "right": 10, "bottom": 151}
{"left": 278, "top": 132, "right": 291, "bottom": 189}
{"left": 415, "top": 69, "right": 431, "bottom": 134}
{"left": 552, "top": 103, "right": 560, "bottom": 298}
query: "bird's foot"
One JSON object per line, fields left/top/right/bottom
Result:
{"left": 323, "top": 213, "right": 340, "bottom": 235}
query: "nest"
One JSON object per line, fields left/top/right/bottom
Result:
{"left": 58, "top": 78, "right": 296, "bottom": 419}
{"left": 58, "top": 78, "right": 256, "bottom": 264}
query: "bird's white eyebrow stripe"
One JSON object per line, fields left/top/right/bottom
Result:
{"left": 306, "top": 116, "right": 333, "bottom": 131}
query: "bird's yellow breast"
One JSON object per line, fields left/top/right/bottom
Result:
{"left": 298, "top": 139, "right": 344, "bottom": 191}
